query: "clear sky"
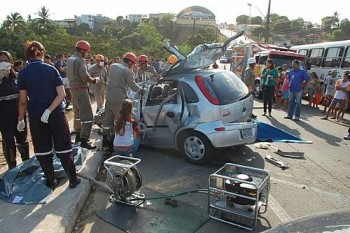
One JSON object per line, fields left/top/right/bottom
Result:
{"left": 0, "top": 0, "right": 348, "bottom": 25}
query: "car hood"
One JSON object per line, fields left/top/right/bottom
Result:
{"left": 263, "top": 209, "right": 350, "bottom": 233}
{"left": 162, "top": 31, "right": 244, "bottom": 76}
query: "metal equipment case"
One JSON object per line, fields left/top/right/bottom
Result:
{"left": 208, "top": 163, "right": 270, "bottom": 230}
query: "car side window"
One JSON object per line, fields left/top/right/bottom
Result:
{"left": 180, "top": 82, "right": 199, "bottom": 103}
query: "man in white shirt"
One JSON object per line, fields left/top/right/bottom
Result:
{"left": 321, "top": 72, "right": 350, "bottom": 120}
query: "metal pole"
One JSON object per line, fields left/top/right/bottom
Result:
{"left": 265, "top": 0, "right": 271, "bottom": 43}
{"left": 192, "top": 18, "right": 196, "bottom": 47}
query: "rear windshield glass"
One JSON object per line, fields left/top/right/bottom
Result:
{"left": 204, "top": 72, "right": 249, "bottom": 105}
{"left": 270, "top": 54, "right": 305, "bottom": 69}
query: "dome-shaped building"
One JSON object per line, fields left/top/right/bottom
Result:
{"left": 176, "top": 6, "right": 217, "bottom": 27}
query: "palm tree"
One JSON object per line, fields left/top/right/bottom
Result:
{"left": 33, "top": 6, "right": 55, "bottom": 34}
{"left": 2, "top": 12, "right": 25, "bottom": 32}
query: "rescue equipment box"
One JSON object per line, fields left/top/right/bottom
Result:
{"left": 208, "top": 163, "right": 270, "bottom": 231}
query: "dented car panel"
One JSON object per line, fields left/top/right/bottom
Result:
{"left": 132, "top": 31, "right": 257, "bottom": 163}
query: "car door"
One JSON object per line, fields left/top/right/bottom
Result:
{"left": 141, "top": 82, "right": 189, "bottom": 147}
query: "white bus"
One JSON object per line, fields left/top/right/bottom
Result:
{"left": 290, "top": 40, "right": 350, "bottom": 80}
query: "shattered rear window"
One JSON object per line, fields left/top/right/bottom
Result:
{"left": 203, "top": 72, "right": 249, "bottom": 105}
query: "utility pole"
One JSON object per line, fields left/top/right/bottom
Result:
{"left": 265, "top": 0, "right": 271, "bottom": 43}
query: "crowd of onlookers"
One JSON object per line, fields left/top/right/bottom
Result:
{"left": 243, "top": 57, "right": 350, "bottom": 139}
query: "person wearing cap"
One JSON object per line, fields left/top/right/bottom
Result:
{"left": 102, "top": 53, "right": 144, "bottom": 150}
{"left": 244, "top": 57, "right": 257, "bottom": 118}
{"left": 321, "top": 69, "right": 338, "bottom": 114}
{"left": 135, "top": 55, "right": 159, "bottom": 83}
{"left": 284, "top": 59, "right": 310, "bottom": 121}
{"left": 66, "top": 40, "right": 101, "bottom": 149}
{"left": 89, "top": 54, "right": 107, "bottom": 113}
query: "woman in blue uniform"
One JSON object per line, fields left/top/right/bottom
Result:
{"left": 0, "top": 51, "right": 29, "bottom": 170}
{"left": 17, "top": 41, "right": 80, "bottom": 189}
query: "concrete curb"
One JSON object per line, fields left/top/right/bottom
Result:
{"left": 0, "top": 146, "right": 103, "bottom": 233}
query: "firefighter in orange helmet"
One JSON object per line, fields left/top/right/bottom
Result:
{"left": 136, "top": 54, "right": 159, "bottom": 82}
{"left": 102, "top": 52, "right": 144, "bottom": 151}
{"left": 66, "top": 40, "right": 100, "bottom": 149}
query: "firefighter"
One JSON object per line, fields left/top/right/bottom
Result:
{"left": 135, "top": 55, "right": 159, "bottom": 82}
{"left": 102, "top": 53, "right": 144, "bottom": 150}
{"left": 66, "top": 40, "right": 100, "bottom": 149}
{"left": 89, "top": 54, "right": 107, "bottom": 113}
{"left": 17, "top": 41, "right": 80, "bottom": 189}
{"left": 0, "top": 51, "right": 29, "bottom": 170}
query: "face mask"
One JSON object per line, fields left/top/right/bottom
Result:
{"left": 99, "top": 61, "right": 104, "bottom": 66}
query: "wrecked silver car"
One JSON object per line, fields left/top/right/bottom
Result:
{"left": 130, "top": 32, "right": 257, "bottom": 164}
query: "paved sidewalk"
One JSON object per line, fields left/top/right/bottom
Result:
{"left": 0, "top": 118, "right": 103, "bottom": 233}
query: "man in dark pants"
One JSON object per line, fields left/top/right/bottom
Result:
{"left": 66, "top": 40, "right": 101, "bottom": 149}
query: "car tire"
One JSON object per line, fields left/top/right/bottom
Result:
{"left": 254, "top": 82, "right": 263, "bottom": 99}
{"left": 179, "top": 131, "right": 213, "bottom": 164}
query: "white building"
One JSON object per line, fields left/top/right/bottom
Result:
{"left": 75, "top": 15, "right": 94, "bottom": 29}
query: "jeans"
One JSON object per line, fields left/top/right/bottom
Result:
{"left": 288, "top": 91, "right": 302, "bottom": 119}
{"left": 113, "top": 137, "right": 140, "bottom": 157}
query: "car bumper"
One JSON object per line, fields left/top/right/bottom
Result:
{"left": 195, "top": 121, "right": 257, "bottom": 148}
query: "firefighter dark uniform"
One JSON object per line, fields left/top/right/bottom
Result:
{"left": 66, "top": 40, "right": 99, "bottom": 149}
{"left": 18, "top": 41, "right": 80, "bottom": 189}
{"left": 0, "top": 53, "right": 29, "bottom": 170}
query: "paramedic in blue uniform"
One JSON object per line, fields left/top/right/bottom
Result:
{"left": 17, "top": 41, "right": 80, "bottom": 189}
{"left": 0, "top": 50, "right": 29, "bottom": 170}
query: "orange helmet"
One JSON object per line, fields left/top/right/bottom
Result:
{"left": 75, "top": 40, "right": 91, "bottom": 51}
{"left": 138, "top": 55, "right": 149, "bottom": 62}
{"left": 123, "top": 52, "right": 137, "bottom": 63}
{"left": 95, "top": 54, "right": 104, "bottom": 61}
{"left": 167, "top": 55, "right": 177, "bottom": 64}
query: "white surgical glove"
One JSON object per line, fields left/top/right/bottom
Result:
{"left": 17, "top": 119, "right": 25, "bottom": 132}
{"left": 41, "top": 109, "right": 52, "bottom": 123}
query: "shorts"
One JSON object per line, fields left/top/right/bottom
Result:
{"left": 330, "top": 98, "right": 347, "bottom": 109}
{"left": 282, "top": 91, "right": 289, "bottom": 99}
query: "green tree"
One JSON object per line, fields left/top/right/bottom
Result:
{"left": 33, "top": 6, "right": 56, "bottom": 34}
{"left": 2, "top": 12, "right": 25, "bottom": 32}
{"left": 236, "top": 15, "right": 249, "bottom": 25}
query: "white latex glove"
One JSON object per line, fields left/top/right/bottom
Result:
{"left": 0, "top": 69, "right": 10, "bottom": 78}
{"left": 17, "top": 119, "right": 25, "bottom": 132}
{"left": 41, "top": 109, "right": 52, "bottom": 123}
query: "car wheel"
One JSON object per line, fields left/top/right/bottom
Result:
{"left": 179, "top": 131, "right": 213, "bottom": 164}
{"left": 254, "top": 82, "right": 262, "bottom": 99}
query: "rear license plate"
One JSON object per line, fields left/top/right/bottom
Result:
{"left": 241, "top": 129, "right": 253, "bottom": 139}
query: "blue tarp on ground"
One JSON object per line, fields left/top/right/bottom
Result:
{"left": 0, "top": 146, "right": 86, "bottom": 205}
{"left": 255, "top": 120, "right": 307, "bottom": 143}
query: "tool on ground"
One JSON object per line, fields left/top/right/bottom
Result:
{"left": 104, "top": 155, "right": 144, "bottom": 206}
{"left": 265, "top": 155, "right": 289, "bottom": 170}
{"left": 76, "top": 172, "right": 113, "bottom": 194}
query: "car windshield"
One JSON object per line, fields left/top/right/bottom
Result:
{"left": 270, "top": 54, "right": 305, "bottom": 69}
{"left": 204, "top": 72, "right": 249, "bottom": 105}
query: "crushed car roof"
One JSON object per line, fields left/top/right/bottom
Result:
{"left": 162, "top": 31, "right": 244, "bottom": 76}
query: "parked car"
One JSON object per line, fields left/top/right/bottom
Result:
{"left": 219, "top": 49, "right": 233, "bottom": 63}
{"left": 129, "top": 32, "right": 257, "bottom": 164}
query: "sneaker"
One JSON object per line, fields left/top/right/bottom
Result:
{"left": 293, "top": 118, "right": 300, "bottom": 121}
{"left": 284, "top": 116, "right": 292, "bottom": 119}
{"left": 262, "top": 113, "right": 267, "bottom": 116}
{"left": 321, "top": 117, "right": 328, "bottom": 120}
{"left": 69, "top": 178, "right": 81, "bottom": 189}
{"left": 344, "top": 134, "right": 350, "bottom": 140}
{"left": 251, "top": 113, "right": 257, "bottom": 119}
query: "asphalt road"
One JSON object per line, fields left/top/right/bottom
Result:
{"left": 74, "top": 98, "right": 350, "bottom": 233}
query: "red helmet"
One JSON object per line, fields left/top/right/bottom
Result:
{"left": 138, "top": 55, "right": 149, "bottom": 62}
{"left": 123, "top": 52, "right": 137, "bottom": 63}
{"left": 75, "top": 40, "right": 91, "bottom": 52}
